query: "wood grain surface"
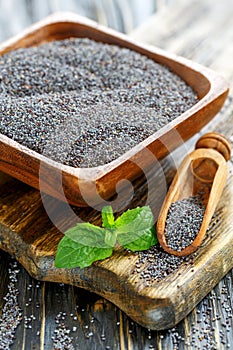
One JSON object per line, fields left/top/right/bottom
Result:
{"left": 1, "top": 0, "right": 233, "bottom": 349}
{"left": 0, "top": 0, "right": 160, "bottom": 41}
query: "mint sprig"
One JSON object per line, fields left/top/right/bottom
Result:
{"left": 55, "top": 206, "right": 157, "bottom": 269}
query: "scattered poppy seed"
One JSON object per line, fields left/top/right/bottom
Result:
{"left": 52, "top": 312, "right": 74, "bottom": 350}
{"left": 0, "top": 260, "right": 22, "bottom": 350}
{"left": 133, "top": 245, "right": 191, "bottom": 284}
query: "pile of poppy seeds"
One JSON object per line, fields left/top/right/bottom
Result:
{"left": 164, "top": 195, "right": 206, "bottom": 251}
{"left": 0, "top": 37, "right": 198, "bottom": 167}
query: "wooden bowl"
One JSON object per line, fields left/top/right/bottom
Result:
{"left": 0, "top": 12, "right": 229, "bottom": 207}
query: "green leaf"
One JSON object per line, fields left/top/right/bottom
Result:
{"left": 65, "top": 222, "right": 112, "bottom": 248}
{"left": 54, "top": 236, "right": 113, "bottom": 269}
{"left": 102, "top": 206, "right": 115, "bottom": 228}
{"left": 115, "top": 206, "right": 154, "bottom": 235}
{"left": 115, "top": 206, "right": 157, "bottom": 251}
{"left": 120, "top": 226, "right": 157, "bottom": 252}
{"left": 104, "top": 229, "right": 117, "bottom": 247}
{"left": 55, "top": 205, "right": 158, "bottom": 269}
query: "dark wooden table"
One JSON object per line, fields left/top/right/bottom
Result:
{"left": 1, "top": 0, "right": 233, "bottom": 349}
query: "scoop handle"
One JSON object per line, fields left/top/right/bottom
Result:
{"left": 195, "top": 132, "right": 231, "bottom": 161}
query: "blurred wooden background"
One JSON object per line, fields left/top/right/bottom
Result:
{"left": 0, "top": 0, "right": 173, "bottom": 42}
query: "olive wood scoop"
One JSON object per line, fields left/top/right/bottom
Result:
{"left": 157, "top": 132, "right": 231, "bottom": 256}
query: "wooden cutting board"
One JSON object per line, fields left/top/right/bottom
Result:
{"left": 0, "top": 130, "right": 232, "bottom": 330}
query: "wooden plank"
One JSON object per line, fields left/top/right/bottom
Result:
{"left": 130, "top": 0, "right": 233, "bottom": 86}
{"left": 1, "top": 248, "right": 232, "bottom": 350}
{"left": 0, "top": 0, "right": 160, "bottom": 42}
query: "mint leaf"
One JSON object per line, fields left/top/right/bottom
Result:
{"left": 120, "top": 226, "right": 157, "bottom": 251}
{"left": 102, "top": 206, "right": 115, "bottom": 228}
{"left": 55, "top": 236, "right": 113, "bottom": 269}
{"left": 65, "top": 222, "right": 112, "bottom": 248}
{"left": 55, "top": 205, "right": 158, "bottom": 269}
{"left": 115, "top": 206, "right": 157, "bottom": 251}
{"left": 115, "top": 206, "right": 153, "bottom": 235}
{"left": 104, "top": 229, "right": 117, "bottom": 247}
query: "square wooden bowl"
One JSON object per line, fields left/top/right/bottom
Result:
{"left": 0, "top": 12, "right": 229, "bottom": 206}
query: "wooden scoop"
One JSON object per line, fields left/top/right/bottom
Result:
{"left": 157, "top": 132, "right": 231, "bottom": 256}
